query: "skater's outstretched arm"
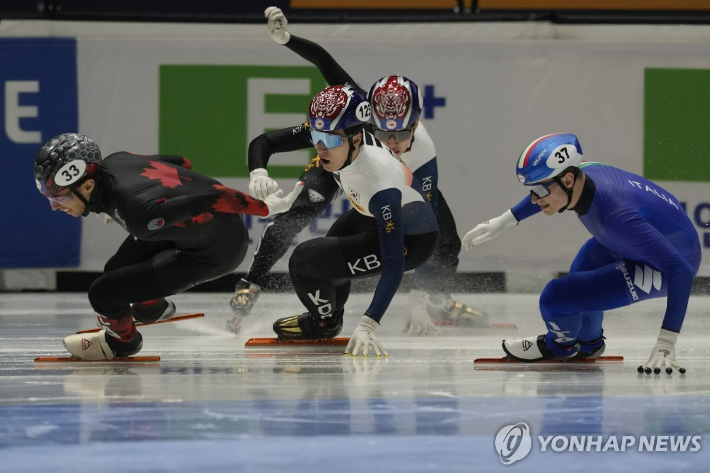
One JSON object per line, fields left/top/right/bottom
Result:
{"left": 364, "top": 188, "right": 405, "bottom": 323}
{"left": 265, "top": 7, "right": 364, "bottom": 93}
{"left": 248, "top": 123, "right": 314, "bottom": 200}
{"left": 128, "top": 180, "right": 303, "bottom": 237}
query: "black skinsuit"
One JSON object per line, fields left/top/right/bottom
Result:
{"left": 243, "top": 35, "right": 461, "bottom": 296}
{"left": 244, "top": 123, "right": 341, "bottom": 287}
{"left": 87, "top": 152, "right": 268, "bottom": 322}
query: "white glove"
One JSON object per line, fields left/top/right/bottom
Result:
{"left": 345, "top": 315, "right": 388, "bottom": 357}
{"left": 643, "top": 328, "right": 685, "bottom": 374}
{"left": 249, "top": 168, "right": 280, "bottom": 200}
{"left": 263, "top": 181, "right": 304, "bottom": 217}
{"left": 403, "top": 290, "right": 442, "bottom": 336}
{"left": 104, "top": 215, "right": 114, "bottom": 225}
{"left": 264, "top": 7, "right": 291, "bottom": 45}
{"left": 462, "top": 209, "right": 518, "bottom": 251}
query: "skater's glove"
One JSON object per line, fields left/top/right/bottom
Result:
{"left": 462, "top": 209, "right": 518, "bottom": 250}
{"left": 264, "top": 181, "right": 304, "bottom": 217}
{"left": 265, "top": 7, "right": 291, "bottom": 45}
{"left": 644, "top": 328, "right": 684, "bottom": 374}
{"left": 403, "top": 290, "right": 442, "bottom": 336}
{"left": 345, "top": 315, "right": 388, "bottom": 357}
{"left": 249, "top": 168, "right": 280, "bottom": 200}
{"left": 104, "top": 214, "right": 114, "bottom": 225}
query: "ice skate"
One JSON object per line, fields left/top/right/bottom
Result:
{"left": 63, "top": 313, "right": 144, "bottom": 361}
{"left": 133, "top": 298, "right": 176, "bottom": 324}
{"left": 273, "top": 309, "right": 343, "bottom": 341}
{"left": 63, "top": 330, "right": 118, "bottom": 361}
{"left": 425, "top": 293, "right": 489, "bottom": 328}
{"left": 475, "top": 333, "right": 621, "bottom": 366}
{"left": 73, "top": 314, "right": 144, "bottom": 360}
{"left": 229, "top": 278, "right": 261, "bottom": 318}
{"left": 502, "top": 334, "right": 579, "bottom": 363}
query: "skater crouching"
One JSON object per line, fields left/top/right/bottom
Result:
{"left": 33, "top": 134, "right": 301, "bottom": 360}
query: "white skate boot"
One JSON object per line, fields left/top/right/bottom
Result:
{"left": 502, "top": 334, "right": 579, "bottom": 362}
{"left": 63, "top": 330, "right": 116, "bottom": 360}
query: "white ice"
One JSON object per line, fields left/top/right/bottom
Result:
{"left": 1, "top": 292, "right": 709, "bottom": 472}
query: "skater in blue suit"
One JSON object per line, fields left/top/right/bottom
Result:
{"left": 463, "top": 134, "right": 701, "bottom": 373}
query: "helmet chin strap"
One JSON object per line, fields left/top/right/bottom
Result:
{"left": 404, "top": 129, "right": 416, "bottom": 154}
{"left": 70, "top": 186, "right": 93, "bottom": 217}
{"left": 553, "top": 174, "right": 577, "bottom": 214}
{"left": 338, "top": 135, "right": 357, "bottom": 171}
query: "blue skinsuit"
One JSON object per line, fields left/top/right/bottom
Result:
{"left": 511, "top": 163, "right": 701, "bottom": 344}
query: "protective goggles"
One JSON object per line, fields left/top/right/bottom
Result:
{"left": 43, "top": 191, "right": 74, "bottom": 205}
{"left": 373, "top": 125, "right": 415, "bottom": 143}
{"left": 527, "top": 180, "right": 556, "bottom": 199}
{"left": 310, "top": 130, "right": 350, "bottom": 149}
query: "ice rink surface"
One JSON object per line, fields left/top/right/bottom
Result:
{"left": 1, "top": 291, "right": 709, "bottom": 472}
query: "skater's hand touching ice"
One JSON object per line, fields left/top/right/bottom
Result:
{"left": 403, "top": 290, "right": 441, "bottom": 336}
{"left": 345, "top": 315, "right": 388, "bottom": 357}
{"left": 641, "top": 328, "right": 686, "bottom": 375}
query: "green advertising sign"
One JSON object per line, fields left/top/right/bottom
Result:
{"left": 644, "top": 68, "right": 710, "bottom": 182}
{"left": 160, "top": 65, "right": 326, "bottom": 178}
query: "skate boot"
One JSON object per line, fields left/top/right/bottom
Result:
{"left": 576, "top": 332, "right": 606, "bottom": 359}
{"left": 229, "top": 278, "right": 261, "bottom": 317}
{"left": 133, "top": 298, "right": 176, "bottom": 324}
{"left": 502, "top": 333, "right": 579, "bottom": 362}
{"left": 425, "top": 293, "right": 489, "bottom": 328}
{"left": 273, "top": 308, "right": 344, "bottom": 340}
{"left": 64, "top": 314, "right": 143, "bottom": 360}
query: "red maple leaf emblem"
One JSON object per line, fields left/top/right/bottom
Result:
{"left": 212, "top": 185, "right": 268, "bottom": 216}
{"left": 141, "top": 161, "right": 191, "bottom": 189}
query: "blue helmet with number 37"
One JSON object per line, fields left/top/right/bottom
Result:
{"left": 515, "top": 134, "right": 583, "bottom": 186}
{"left": 34, "top": 133, "right": 102, "bottom": 195}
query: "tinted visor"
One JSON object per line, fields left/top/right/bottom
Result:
{"left": 527, "top": 180, "right": 555, "bottom": 199}
{"left": 373, "top": 125, "right": 414, "bottom": 143}
{"left": 310, "top": 130, "right": 346, "bottom": 149}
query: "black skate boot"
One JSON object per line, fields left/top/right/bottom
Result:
{"left": 133, "top": 298, "right": 176, "bottom": 324}
{"left": 98, "top": 313, "right": 143, "bottom": 357}
{"left": 273, "top": 308, "right": 344, "bottom": 340}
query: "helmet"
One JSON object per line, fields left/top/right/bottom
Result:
{"left": 516, "top": 134, "right": 582, "bottom": 186}
{"left": 34, "top": 133, "right": 102, "bottom": 195}
{"left": 368, "top": 75, "right": 422, "bottom": 132}
{"left": 308, "top": 85, "right": 371, "bottom": 133}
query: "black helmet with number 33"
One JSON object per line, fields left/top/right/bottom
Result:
{"left": 34, "top": 133, "right": 102, "bottom": 196}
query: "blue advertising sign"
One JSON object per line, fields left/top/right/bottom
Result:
{"left": 0, "top": 38, "right": 79, "bottom": 268}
